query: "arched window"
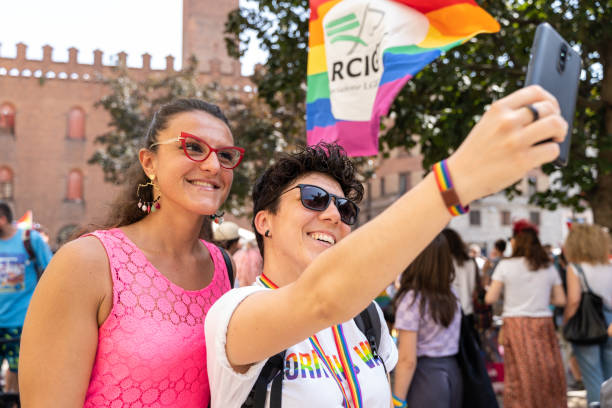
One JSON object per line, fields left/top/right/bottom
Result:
{"left": 67, "top": 107, "right": 85, "bottom": 140}
{"left": 66, "top": 169, "right": 83, "bottom": 201}
{"left": 0, "top": 166, "right": 14, "bottom": 200}
{"left": 0, "top": 103, "right": 16, "bottom": 136}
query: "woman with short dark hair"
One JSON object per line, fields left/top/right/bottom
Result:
{"left": 205, "top": 85, "right": 568, "bottom": 407}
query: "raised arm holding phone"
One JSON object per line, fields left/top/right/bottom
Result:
{"left": 205, "top": 84, "right": 568, "bottom": 408}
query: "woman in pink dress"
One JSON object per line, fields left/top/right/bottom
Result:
{"left": 19, "top": 99, "right": 243, "bottom": 407}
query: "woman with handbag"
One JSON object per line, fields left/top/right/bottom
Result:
{"left": 392, "top": 233, "right": 463, "bottom": 407}
{"left": 563, "top": 223, "right": 612, "bottom": 405}
{"left": 485, "top": 219, "right": 567, "bottom": 408}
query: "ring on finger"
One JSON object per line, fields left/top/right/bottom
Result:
{"left": 525, "top": 104, "right": 540, "bottom": 123}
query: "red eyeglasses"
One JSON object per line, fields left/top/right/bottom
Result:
{"left": 150, "top": 132, "right": 245, "bottom": 169}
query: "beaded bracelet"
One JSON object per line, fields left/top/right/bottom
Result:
{"left": 432, "top": 159, "right": 469, "bottom": 216}
{"left": 392, "top": 394, "right": 407, "bottom": 408}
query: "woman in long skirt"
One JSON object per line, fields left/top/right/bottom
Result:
{"left": 485, "top": 219, "right": 567, "bottom": 408}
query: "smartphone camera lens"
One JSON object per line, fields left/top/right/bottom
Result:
{"left": 558, "top": 44, "right": 568, "bottom": 73}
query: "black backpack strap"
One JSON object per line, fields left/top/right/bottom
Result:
{"left": 354, "top": 302, "right": 385, "bottom": 373}
{"left": 242, "top": 350, "right": 286, "bottom": 408}
{"left": 23, "top": 229, "right": 42, "bottom": 280}
{"left": 218, "top": 246, "right": 235, "bottom": 287}
{"left": 269, "top": 351, "right": 286, "bottom": 408}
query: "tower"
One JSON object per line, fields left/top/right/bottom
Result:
{"left": 182, "top": 0, "right": 241, "bottom": 76}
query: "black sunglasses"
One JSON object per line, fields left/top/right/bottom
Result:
{"left": 283, "top": 184, "right": 360, "bottom": 225}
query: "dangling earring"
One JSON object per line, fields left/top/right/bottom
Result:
{"left": 136, "top": 175, "right": 161, "bottom": 214}
{"left": 210, "top": 211, "right": 225, "bottom": 224}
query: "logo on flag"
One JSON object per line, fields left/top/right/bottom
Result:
{"left": 324, "top": 13, "right": 365, "bottom": 46}
{"left": 307, "top": 0, "right": 500, "bottom": 157}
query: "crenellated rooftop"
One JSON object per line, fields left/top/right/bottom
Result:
{"left": 0, "top": 43, "right": 244, "bottom": 82}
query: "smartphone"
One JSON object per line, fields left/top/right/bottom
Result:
{"left": 525, "top": 22, "right": 581, "bottom": 167}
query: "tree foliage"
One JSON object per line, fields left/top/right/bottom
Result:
{"left": 89, "top": 58, "right": 289, "bottom": 216}
{"left": 225, "top": 0, "right": 612, "bottom": 229}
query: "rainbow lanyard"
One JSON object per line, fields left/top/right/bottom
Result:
{"left": 258, "top": 274, "right": 363, "bottom": 408}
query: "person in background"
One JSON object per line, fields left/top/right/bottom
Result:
{"left": 485, "top": 219, "right": 567, "bottom": 408}
{"left": 551, "top": 246, "right": 584, "bottom": 391}
{"left": 542, "top": 244, "right": 554, "bottom": 260}
{"left": 469, "top": 243, "right": 487, "bottom": 270}
{"left": 213, "top": 221, "right": 242, "bottom": 255}
{"left": 482, "top": 238, "right": 507, "bottom": 287}
{"left": 563, "top": 224, "right": 612, "bottom": 405}
{"left": 19, "top": 99, "right": 241, "bottom": 407}
{"left": 393, "top": 233, "right": 462, "bottom": 407}
{"left": 232, "top": 241, "right": 263, "bottom": 288}
{"left": 0, "top": 202, "right": 53, "bottom": 394}
{"left": 442, "top": 228, "right": 477, "bottom": 326}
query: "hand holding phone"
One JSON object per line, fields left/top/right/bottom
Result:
{"left": 524, "top": 23, "right": 581, "bottom": 167}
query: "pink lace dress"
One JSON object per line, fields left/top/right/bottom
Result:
{"left": 83, "top": 228, "right": 230, "bottom": 407}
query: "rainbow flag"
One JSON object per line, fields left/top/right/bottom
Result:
{"left": 17, "top": 210, "right": 33, "bottom": 229}
{"left": 307, "top": 0, "right": 500, "bottom": 156}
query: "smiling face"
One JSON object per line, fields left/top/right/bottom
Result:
{"left": 257, "top": 172, "right": 353, "bottom": 277}
{"left": 141, "top": 110, "right": 235, "bottom": 216}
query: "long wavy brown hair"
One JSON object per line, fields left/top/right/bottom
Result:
{"left": 512, "top": 227, "right": 551, "bottom": 270}
{"left": 75, "top": 99, "right": 229, "bottom": 241}
{"left": 393, "top": 234, "right": 458, "bottom": 327}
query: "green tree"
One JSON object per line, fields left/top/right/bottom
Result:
{"left": 89, "top": 58, "right": 289, "bottom": 215}
{"left": 226, "top": 0, "right": 612, "bottom": 229}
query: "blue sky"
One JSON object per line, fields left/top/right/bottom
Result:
{"left": 0, "top": 0, "right": 266, "bottom": 74}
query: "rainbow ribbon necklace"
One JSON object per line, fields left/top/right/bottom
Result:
{"left": 258, "top": 274, "right": 363, "bottom": 408}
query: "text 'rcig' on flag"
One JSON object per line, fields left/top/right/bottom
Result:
{"left": 306, "top": 0, "right": 500, "bottom": 156}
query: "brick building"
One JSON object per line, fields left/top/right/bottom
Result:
{"left": 0, "top": 0, "right": 247, "bottom": 249}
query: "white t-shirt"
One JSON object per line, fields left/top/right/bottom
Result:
{"left": 572, "top": 262, "right": 612, "bottom": 309}
{"left": 205, "top": 285, "right": 398, "bottom": 408}
{"left": 491, "top": 257, "right": 561, "bottom": 317}
{"left": 451, "top": 259, "right": 477, "bottom": 315}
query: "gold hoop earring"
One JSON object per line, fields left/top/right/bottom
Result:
{"left": 136, "top": 179, "right": 161, "bottom": 214}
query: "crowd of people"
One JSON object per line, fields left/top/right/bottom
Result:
{"left": 0, "top": 90, "right": 610, "bottom": 407}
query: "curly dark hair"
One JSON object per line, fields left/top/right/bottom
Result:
{"left": 251, "top": 143, "right": 364, "bottom": 257}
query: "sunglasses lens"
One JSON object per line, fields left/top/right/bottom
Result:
{"left": 301, "top": 186, "right": 330, "bottom": 211}
{"left": 299, "top": 185, "right": 358, "bottom": 225}
{"left": 183, "top": 136, "right": 211, "bottom": 161}
{"left": 336, "top": 199, "right": 358, "bottom": 225}
{"left": 216, "top": 148, "right": 243, "bottom": 168}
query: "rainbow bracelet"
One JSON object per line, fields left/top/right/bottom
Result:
{"left": 432, "top": 159, "right": 469, "bottom": 216}
{"left": 392, "top": 394, "right": 407, "bottom": 408}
